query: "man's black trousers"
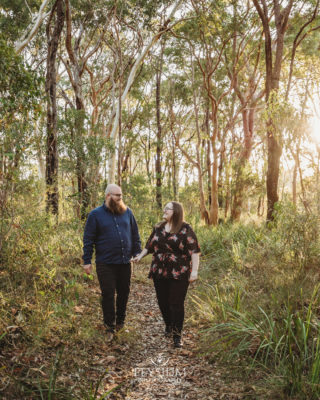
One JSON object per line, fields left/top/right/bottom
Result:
{"left": 153, "top": 275, "right": 189, "bottom": 336}
{"left": 96, "top": 263, "right": 131, "bottom": 330}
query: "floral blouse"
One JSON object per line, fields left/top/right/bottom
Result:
{"left": 145, "top": 222, "right": 200, "bottom": 280}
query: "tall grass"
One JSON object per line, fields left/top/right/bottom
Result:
{"left": 192, "top": 205, "right": 320, "bottom": 398}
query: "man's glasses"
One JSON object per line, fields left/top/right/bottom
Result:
{"left": 111, "top": 193, "right": 122, "bottom": 198}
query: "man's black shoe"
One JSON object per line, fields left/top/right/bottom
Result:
{"left": 165, "top": 325, "right": 172, "bottom": 337}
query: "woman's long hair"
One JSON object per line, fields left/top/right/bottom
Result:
{"left": 158, "top": 201, "right": 184, "bottom": 233}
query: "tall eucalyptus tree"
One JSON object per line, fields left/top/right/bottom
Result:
{"left": 45, "top": 0, "right": 65, "bottom": 215}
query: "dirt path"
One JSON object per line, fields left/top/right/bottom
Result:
{"left": 0, "top": 271, "right": 248, "bottom": 400}
{"left": 98, "top": 277, "right": 245, "bottom": 400}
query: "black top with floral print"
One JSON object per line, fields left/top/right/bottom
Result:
{"left": 145, "top": 222, "right": 200, "bottom": 280}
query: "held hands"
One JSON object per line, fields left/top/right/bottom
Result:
{"left": 131, "top": 253, "right": 143, "bottom": 263}
{"left": 131, "top": 248, "right": 148, "bottom": 263}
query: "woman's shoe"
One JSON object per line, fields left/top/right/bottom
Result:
{"left": 165, "top": 325, "right": 172, "bottom": 337}
{"left": 106, "top": 330, "right": 114, "bottom": 342}
{"left": 173, "top": 335, "right": 182, "bottom": 348}
{"left": 115, "top": 323, "right": 124, "bottom": 332}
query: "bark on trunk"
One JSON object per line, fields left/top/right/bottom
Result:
{"left": 209, "top": 142, "right": 219, "bottom": 226}
{"left": 155, "top": 42, "right": 164, "bottom": 210}
{"left": 253, "top": 0, "right": 294, "bottom": 221}
{"left": 172, "top": 135, "right": 178, "bottom": 200}
{"left": 65, "top": 0, "right": 91, "bottom": 218}
{"left": 45, "top": 0, "right": 65, "bottom": 215}
{"left": 231, "top": 108, "right": 255, "bottom": 221}
{"left": 257, "top": 196, "right": 264, "bottom": 217}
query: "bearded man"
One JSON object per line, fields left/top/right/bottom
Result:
{"left": 83, "top": 184, "right": 141, "bottom": 340}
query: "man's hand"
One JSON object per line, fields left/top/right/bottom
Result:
{"left": 83, "top": 264, "right": 93, "bottom": 275}
{"left": 131, "top": 254, "right": 142, "bottom": 263}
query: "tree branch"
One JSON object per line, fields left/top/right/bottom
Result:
{"left": 15, "top": 0, "right": 51, "bottom": 53}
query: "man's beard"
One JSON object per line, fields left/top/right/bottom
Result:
{"left": 108, "top": 197, "right": 127, "bottom": 215}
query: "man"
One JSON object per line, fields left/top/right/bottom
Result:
{"left": 83, "top": 184, "right": 141, "bottom": 340}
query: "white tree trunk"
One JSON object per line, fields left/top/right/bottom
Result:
{"left": 15, "top": 0, "right": 51, "bottom": 53}
{"left": 107, "top": 0, "right": 184, "bottom": 183}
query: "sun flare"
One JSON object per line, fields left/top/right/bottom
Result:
{"left": 310, "top": 116, "right": 320, "bottom": 146}
{"left": 310, "top": 116, "right": 320, "bottom": 145}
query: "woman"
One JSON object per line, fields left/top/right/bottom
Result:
{"left": 133, "top": 201, "right": 200, "bottom": 348}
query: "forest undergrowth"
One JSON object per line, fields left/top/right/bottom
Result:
{"left": 1, "top": 201, "right": 320, "bottom": 399}
{"left": 191, "top": 203, "right": 320, "bottom": 399}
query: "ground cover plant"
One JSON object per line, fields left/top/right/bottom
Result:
{"left": 191, "top": 205, "right": 320, "bottom": 399}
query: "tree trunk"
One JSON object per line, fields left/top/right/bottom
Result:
{"left": 15, "top": 0, "right": 51, "bottom": 53}
{"left": 205, "top": 108, "right": 212, "bottom": 207}
{"left": 106, "top": 0, "right": 184, "bottom": 183}
{"left": 231, "top": 107, "right": 255, "bottom": 221}
{"left": 253, "top": 0, "right": 294, "bottom": 221}
{"left": 155, "top": 41, "right": 164, "bottom": 210}
{"left": 292, "top": 151, "right": 297, "bottom": 206}
{"left": 217, "top": 139, "right": 225, "bottom": 209}
{"left": 45, "top": 0, "right": 64, "bottom": 215}
{"left": 65, "top": 0, "right": 92, "bottom": 218}
{"left": 172, "top": 135, "right": 178, "bottom": 200}
{"left": 257, "top": 196, "right": 264, "bottom": 217}
{"left": 209, "top": 137, "right": 219, "bottom": 225}
{"left": 266, "top": 125, "right": 282, "bottom": 220}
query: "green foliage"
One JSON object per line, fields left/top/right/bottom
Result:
{"left": 0, "top": 38, "right": 41, "bottom": 112}
{"left": 272, "top": 202, "right": 320, "bottom": 268}
{"left": 0, "top": 0, "right": 41, "bottom": 41}
{"left": 0, "top": 39, "right": 42, "bottom": 228}
{"left": 191, "top": 206, "right": 320, "bottom": 398}
{"left": 197, "top": 286, "right": 320, "bottom": 398}
{"left": 79, "top": 369, "right": 120, "bottom": 400}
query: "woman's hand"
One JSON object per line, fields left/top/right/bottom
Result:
{"left": 132, "top": 254, "right": 142, "bottom": 263}
{"left": 132, "top": 248, "right": 148, "bottom": 263}
{"left": 189, "top": 271, "right": 198, "bottom": 282}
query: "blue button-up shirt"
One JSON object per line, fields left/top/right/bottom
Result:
{"left": 83, "top": 203, "right": 141, "bottom": 265}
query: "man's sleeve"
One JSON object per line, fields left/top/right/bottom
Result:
{"left": 130, "top": 211, "right": 142, "bottom": 256}
{"left": 83, "top": 212, "right": 97, "bottom": 264}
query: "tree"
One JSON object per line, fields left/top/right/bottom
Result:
{"left": 253, "top": 0, "right": 294, "bottom": 220}
{"left": 45, "top": 0, "right": 65, "bottom": 215}
{"left": 15, "top": 0, "right": 51, "bottom": 53}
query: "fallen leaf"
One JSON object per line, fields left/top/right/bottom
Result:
{"left": 74, "top": 306, "right": 84, "bottom": 313}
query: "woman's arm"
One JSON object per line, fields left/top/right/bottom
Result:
{"left": 132, "top": 248, "right": 148, "bottom": 262}
{"left": 132, "top": 226, "right": 156, "bottom": 262}
{"left": 189, "top": 252, "right": 200, "bottom": 282}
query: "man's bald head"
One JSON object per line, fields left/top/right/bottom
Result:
{"left": 105, "top": 184, "right": 121, "bottom": 196}
{"left": 105, "top": 184, "right": 126, "bottom": 214}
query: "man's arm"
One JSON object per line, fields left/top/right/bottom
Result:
{"left": 83, "top": 212, "right": 97, "bottom": 273}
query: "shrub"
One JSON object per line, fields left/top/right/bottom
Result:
{"left": 191, "top": 206, "right": 320, "bottom": 399}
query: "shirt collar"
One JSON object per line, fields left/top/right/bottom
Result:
{"left": 102, "top": 202, "right": 110, "bottom": 212}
